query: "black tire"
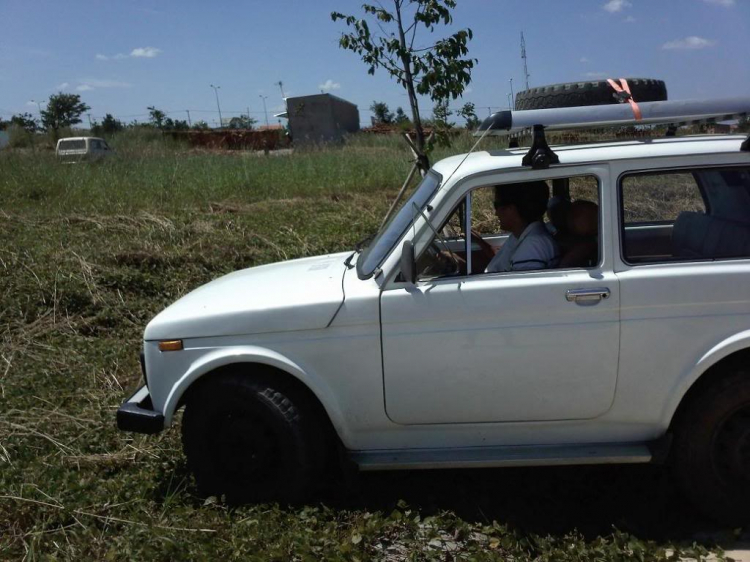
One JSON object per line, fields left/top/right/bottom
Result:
{"left": 181, "top": 370, "right": 324, "bottom": 504}
{"left": 515, "top": 78, "right": 667, "bottom": 110}
{"left": 672, "top": 371, "right": 750, "bottom": 525}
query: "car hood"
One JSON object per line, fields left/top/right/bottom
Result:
{"left": 144, "top": 252, "right": 351, "bottom": 341}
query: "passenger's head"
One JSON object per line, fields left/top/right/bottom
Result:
{"left": 568, "top": 200, "right": 598, "bottom": 237}
{"left": 493, "top": 181, "right": 550, "bottom": 232}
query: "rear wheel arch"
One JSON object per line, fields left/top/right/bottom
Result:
{"left": 669, "top": 347, "right": 750, "bottom": 431}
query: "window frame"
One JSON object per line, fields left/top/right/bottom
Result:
{"left": 618, "top": 164, "right": 750, "bottom": 267}
{"left": 413, "top": 173, "right": 604, "bottom": 282}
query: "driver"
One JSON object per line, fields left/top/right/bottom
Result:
{"left": 485, "top": 181, "right": 560, "bottom": 272}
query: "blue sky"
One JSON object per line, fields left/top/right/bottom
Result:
{"left": 1, "top": 0, "right": 748, "bottom": 127}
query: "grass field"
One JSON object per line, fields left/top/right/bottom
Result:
{"left": 0, "top": 132, "right": 738, "bottom": 560}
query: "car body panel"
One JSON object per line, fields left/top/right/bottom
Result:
{"left": 144, "top": 252, "right": 350, "bottom": 341}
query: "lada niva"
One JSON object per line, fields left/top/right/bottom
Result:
{"left": 118, "top": 97, "right": 750, "bottom": 523}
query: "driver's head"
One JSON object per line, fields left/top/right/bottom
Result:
{"left": 493, "top": 181, "right": 550, "bottom": 231}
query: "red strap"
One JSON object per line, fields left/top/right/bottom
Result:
{"left": 607, "top": 78, "right": 643, "bottom": 121}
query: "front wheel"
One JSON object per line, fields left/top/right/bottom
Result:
{"left": 181, "top": 371, "right": 324, "bottom": 504}
{"left": 672, "top": 371, "right": 750, "bottom": 525}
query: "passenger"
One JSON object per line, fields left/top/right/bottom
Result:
{"left": 558, "top": 200, "right": 599, "bottom": 268}
{"left": 485, "top": 181, "right": 560, "bottom": 272}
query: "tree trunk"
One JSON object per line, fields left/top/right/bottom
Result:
{"left": 394, "top": 1, "right": 430, "bottom": 176}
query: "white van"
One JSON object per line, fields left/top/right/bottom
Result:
{"left": 56, "top": 136, "right": 113, "bottom": 162}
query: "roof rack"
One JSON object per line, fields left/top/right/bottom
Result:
{"left": 476, "top": 97, "right": 750, "bottom": 136}
{"left": 475, "top": 97, "right": 750, "bottom": 169}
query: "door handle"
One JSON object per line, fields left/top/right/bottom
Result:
{"left": 565, "top": 287, "right": 611, "bottom": 303}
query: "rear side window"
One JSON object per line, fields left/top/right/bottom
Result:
{"left": 621, "top": 167, "right": 750, "bottom": 263}
{"left": 59, "top": 140, "right": 86, "bottom": 150}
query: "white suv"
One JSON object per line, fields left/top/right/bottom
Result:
{"left": 118, "top": 98, "right": 750, "bottom": 523}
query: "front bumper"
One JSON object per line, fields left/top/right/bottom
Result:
{"left": 116, "top": 386, "right": 165, "bottom": 434}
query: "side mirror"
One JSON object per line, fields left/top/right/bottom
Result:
{"left": 401, "top": 240, "right": 416, "bottom": 284}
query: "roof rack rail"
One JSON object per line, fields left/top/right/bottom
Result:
{"left": 476, "top": 97, "right": 750, "bottom": 136}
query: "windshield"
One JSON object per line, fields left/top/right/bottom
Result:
{"left": 357, "top": 170, "right": 442, "bottom": 279}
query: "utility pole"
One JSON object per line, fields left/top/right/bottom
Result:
{"left": 210, "top": 84, "right": 223, "bottom": 129}
{"left": 276, "top": 81, "right": 286, "bottom": 99}
{"left": 259, "top": 94, "right": 269, "bottom": 127}
{"left": 186, "top": 110, "right": 192, "bottom": 127}
{"left": 521, "top": 32, "right": 531, "bottom": 91}
{"left": 30, "top": 99, "right": 43, "bottom": 117}
{"left": 507, "top": 94, "right": 512, "bottom": 110}
{"left": 509, "top": 78, "right": 515, "bottom": 110}
{"left": 87, "top": 113, "right": 93, "bottom": 129}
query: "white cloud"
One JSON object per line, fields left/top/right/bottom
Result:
{"left": 603, "top": 0, "right": 632, "bottom": 13}
{"left": 580, "top": 57, "right": 590, "bottom": 63}
{"left": 95, "top": 54, "right": 109, "bottom": 61}
{"left": 463, "top": 86, "right": 473, "bottom": 94}
{"left": 130, "top": 46, "right": 161, "bottom": 58}
{"left": 56, "top": 82, "right": 70, "bottom": 90}
{"left": 75, "top": 78, "right": 132, "bottom": 92}
{"left": 319, "top": 79, "right": 340, "bottom": 92}
{"left": 703, "top": 0, "right": 734, "bottom": 6}
{"left": 585, "top": 72, "right": 609, "bottom": 78}
{"left": 26, "top": 101, "right": 38, "bottom": 107}
{"left": 623, "top": 15, "right": 636, "bottom": 22}
{"left": 662, "top": 36, "right": 716, "bottom": 50}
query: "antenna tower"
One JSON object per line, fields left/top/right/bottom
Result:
{"left": 521, "top": 32, "right": 530, "bottom": 91}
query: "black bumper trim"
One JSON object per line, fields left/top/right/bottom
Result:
{"left": 117, "top": 386, "right": 165, "bottom": 434}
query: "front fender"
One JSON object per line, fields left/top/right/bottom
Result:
{"left": 162, "top": 345, "right": 348, "bottom": 441}
{"left": 661, "top": 329, "right": 750, "bottom": 425}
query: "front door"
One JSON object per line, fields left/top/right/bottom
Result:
{"left": 380, "top": 172, "right": 620, "bottom": 425}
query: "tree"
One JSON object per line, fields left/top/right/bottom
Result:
{"left": 192, "top": 120, "right": 210, "bottom": 130}
{"left": 101, "top": 113, "right": 124, "bottom": 135}
{"left": 170, "top": 119, "right": 190, "bottom": 131}
{"left": 10, "top": 113, "right": 38, "bottom": 133}
{"left": 332, "top": 1, "right": 475, "bottom": 174}
{"left": 738, "top": 115, "right": 750, "bottom": 133}
{"left": 394, "top": 106, "right": 410, "bottom": 125}
{"left": 457, "top": 102, "right": 480, "bottom": 130}
{"left": 370, "top": 101, "right": 394, "bottom": 125}
{"left": 41, "top": 93, "right": 90, "bottom": 132}
{"left": 147, "top": 106, "right": 167, "bottom": 129}
{"left": 228, "top": 115, "right": 257, "bottom": 129}
{"left": 431, "top": 100, "right": 454, "bottom": 145}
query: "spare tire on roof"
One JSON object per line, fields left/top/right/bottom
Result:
{"left": 514, "top": 78, "right": 667, "bottom": 111}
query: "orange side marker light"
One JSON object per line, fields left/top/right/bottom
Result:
{"left": 158, "top": 340, "right": 183, "bottom": 352}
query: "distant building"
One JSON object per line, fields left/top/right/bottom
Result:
{"left": 275, "top": 93, "right": 359, "bottom": 144}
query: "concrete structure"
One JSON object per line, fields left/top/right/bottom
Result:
{"left": 277, "top": 93, "right": 359, "bottom": 144}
